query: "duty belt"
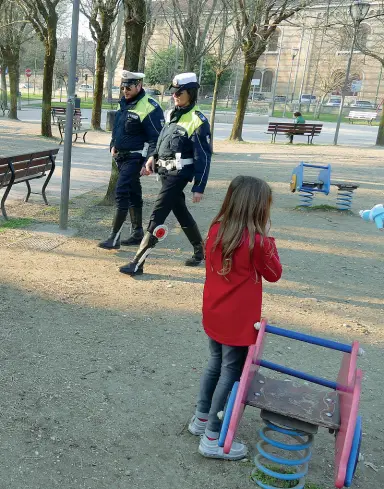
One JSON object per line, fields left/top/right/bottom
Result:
{"left": 157, "top": 158, "right": 193, "bottom": 171}
{"left": 116, "top": 142, "right": 149, "bottom": 158}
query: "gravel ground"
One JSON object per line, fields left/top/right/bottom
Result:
{"left": 0, "top": 120, "right": 383, "bottom": 489}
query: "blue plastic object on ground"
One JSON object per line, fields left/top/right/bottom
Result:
{"left": 251, "top": 421, "right": 313, "bottom": 489}
{"left": 344, "top": 416, "right": 362, "bottom": 487}
{"left": 218, "top": 381, "right": 239, "bottom": 447}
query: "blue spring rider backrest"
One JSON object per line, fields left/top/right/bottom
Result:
{"left": 290, "top": 162, "right": 331, "bottom": 195}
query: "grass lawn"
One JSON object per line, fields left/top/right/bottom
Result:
{"left": 0, "top": 218, "right": 34, "bottom": 232}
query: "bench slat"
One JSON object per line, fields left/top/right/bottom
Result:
{"left": 12, "top": 157, "right": 52, "bottom": 170}
{"left": 0, "top": 149, "right": 59, "bottom": 166}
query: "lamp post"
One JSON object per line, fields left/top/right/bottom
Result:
{"left": 283, "top": 47, "right": 299, "bottom": 118}
{"left": 333, "top": 0, "right": 370, "bottom": 145}
{"left": 59, "top": 0, "right": 80, "bottom": 230}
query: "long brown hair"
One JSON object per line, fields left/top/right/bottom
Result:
{"left": 210, "top": 176, "right": 272, "bottom": 276}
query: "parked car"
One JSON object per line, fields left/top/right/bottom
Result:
{"left": 324, "top": 97, "right": 341, "bottom": 107}
{"left": 300, "top": 94, "right": 316, "bottom": 104}
{"left": 204, "top": 94, "right": 213, "bottom": 99}
{"left": 146, "top": 88, "right": 161, "bottom": 96}
{"left": 250, "top": 93, "right": 265, "bottom": 101}
{"left": 350, "top": 100, "right": 375, "bottom": 109}
{"left": 274, "top": 95, "right": 286, "bottom": 103}
{"left": 79, "top": 83, "right": 93, "bottom": 92}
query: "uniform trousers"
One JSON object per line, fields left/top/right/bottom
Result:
{"left": 115, "top": 156, "right": 143, "bottom": 211}
{"left": 147, "top": 170, "right": 196, "bottom": 233}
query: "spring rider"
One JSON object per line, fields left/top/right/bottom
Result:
{"left": 359, "top": 204, "right": 384, "bottom": 230}
{"left": 290, "top": 162, "right": 359, "bottom": 210}
{"left": 219, "top": 319, "right": 364, "bottom": 488}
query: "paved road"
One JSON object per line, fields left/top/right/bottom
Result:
{"left": 1, "top": 106, "right": 379, "bottom": 209}
{"left": 18, "top": 107, "right": 380, "bottom": 147}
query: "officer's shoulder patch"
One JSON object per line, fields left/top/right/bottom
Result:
{"left": 148, "top": 97, "right": 159, "bottom": 107}
{"left": 195, "top": 110, "right": 207, "bottom": 122}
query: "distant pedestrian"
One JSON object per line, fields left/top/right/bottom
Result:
{"left": 188, "top": 175, "right": 282, "bottom": 460}
{"left": 288, "top": 111, "right": 306, "bottom": 144}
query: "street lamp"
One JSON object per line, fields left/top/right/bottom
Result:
{"left": 283, "top": 47, "right": 299, "bottom": 118}
{"left": 333, "top": 0, "right": 370, "bottom": 145}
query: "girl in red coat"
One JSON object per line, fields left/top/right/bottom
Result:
{"left": 188, "top": 175, "right": 282, "bottom": 460}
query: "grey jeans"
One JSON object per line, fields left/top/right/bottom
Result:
{"left": 196, "top": 338, "right": 248, "bottom": 434}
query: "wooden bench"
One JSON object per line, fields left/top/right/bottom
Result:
{"left": 347, "top": 111, "right": 377, "bottom": 125}
{"left": 0, "top": 148, "right": 59, "bottom": 220}
{"left": 0, "top": 100, "right": 10, "bottom": 117}
{"left": 57, "top": 115, "right": 88, "bottom": 144}
{"left": 266, "top": 122, "right": 323, "bottom": 144}
{"left": 51, "top": 107, "right": 83, "bottom": 124}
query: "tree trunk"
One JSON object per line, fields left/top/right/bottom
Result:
{"left": 1, "top": 67, "right": 7, "bottom": 105}
{"left": 229, "top": 60, "right": 255, "bottom": 141}
{"left": 41, "top": 26, "right": 57, "bottom": 138}
{"left": 7, "top": 55, "right": 19, "bottom": 119}
{"left": 107, "top": 62, "right": 113, "bottom": 100}
{"left": 100, "top": 158, "right": 119, "bottom": 205}
{"left": 137, "top": 35, "right": 147, "bottom": 72}
{"left": 183, "top": 47, "right": 195, "bottom": 72}
{"left": 316, "top": 95, "right": 326, "bottom": 120}
{"left": 376, "top": 105, "right": 384, "bottom": 146}
{"left": 92, "top": 41, "right": 107, "bottom": 130}
{"left": 123, "top": 0, "right": 145, "bottom": 71}
{"left": 209, "top": 71, "right": 222, "bottom": 143}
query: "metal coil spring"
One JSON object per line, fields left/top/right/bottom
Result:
{"left": 298, "top": 190, "right": 314, "bottom": 207}
{"left": 251, "top": 421, "right": 314, "bottom": 489}
{"left": 336, "top": 188, "right": 354, "bottom": 211}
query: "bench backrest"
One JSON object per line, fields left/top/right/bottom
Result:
{"left": 348, "top": 111, "right": 377, "bottom": 118}
{"left": 52, "top": 107, "right": 82, "bottom": 116}
{"left": 0, "top": 149, "right": 59, "bottom": 188}
{"left": 267, "top": 122, "right": 323, "bottom": 134}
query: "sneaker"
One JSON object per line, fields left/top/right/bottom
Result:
{"left": 198, "top": 434, "right": 247, "bottom": 460}
{"left": 188, "top": 415, "right": 207, "bottom": 436}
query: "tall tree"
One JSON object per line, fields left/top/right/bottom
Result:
{"left": 0, "top": 0, "right": 33, "bottom": 119}
{"left": 137, "top": 0, "right": 158, "bottom": 72}
{"left": 229, "top": 0, "right": 315, "bottom": 141}
{"left": 329, "top": 3, "right": 384, "bottom": 145}
{"left": 209, "top": 1, "right": 241, "bottom": 141}
{"left": 81, "top": 0, "right": 122, "bottom": 130}
{"left": 17, "top": 0, "right": 62, "bottom": 137}
{"left": 161, "top": 0, "right": 223, "bottom": 72}
{"left": 123, "top": 0, "right": 146, "bottom": 71}
{"left": 314, "top": 62, "right": 345, "bottom": 119}
{"left": 105, "top": 4, "right": 124, "bottom": 99}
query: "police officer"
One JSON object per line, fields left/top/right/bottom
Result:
{"left": 119, "top": 72, "right": 212, "bottom": 276}
{"left": 98, "top": 70, "right": 164, "bottom": 250}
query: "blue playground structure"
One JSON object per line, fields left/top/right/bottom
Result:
{"left": 290, "top": 163, "right": 359, "bottom": 210}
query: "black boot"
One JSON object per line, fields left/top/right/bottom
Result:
{"left": 98, "top": 209, "right": 127, "bottom": 250}
{"left": 119, "top": 231, "right": 158, "bottom": 276}
{"left": 182, "top": 224, "right": 204, "bottom": 266}
{"left": 121, "top": 207, "right": 144, "bottom": 246}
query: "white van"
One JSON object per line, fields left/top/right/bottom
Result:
{"left": 79, "top": 84, "right": 93, "bottom": 92}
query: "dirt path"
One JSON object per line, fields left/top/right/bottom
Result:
{"left": 0, "top": 123, "right": 383, "bottom": 489}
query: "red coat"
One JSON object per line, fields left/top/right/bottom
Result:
{"left": 202, "top": 223, "right": 282, "bottom": 346}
